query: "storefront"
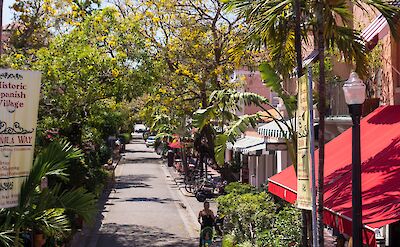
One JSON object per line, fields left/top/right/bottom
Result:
{"left": 267, "top": 106, "right": 400, "bottom": 246}
{"left": 258, "top": 119, "right": 293, "bottom": 173}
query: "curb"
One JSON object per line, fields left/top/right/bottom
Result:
{"left": 158, "top": 159, "right": 195, "bottom": 197}
{"left": 160, "top": 161, "right": 200, "bottom": 239}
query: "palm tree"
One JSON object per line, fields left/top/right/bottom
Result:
{"left": 193, "top": 86, "right": 297, "bottom": 167}
{"left": 0, "top": 141, "right": 97, "bottom": 246}
{"left": 223, "top": 0, "right": 400, "bottom": 245}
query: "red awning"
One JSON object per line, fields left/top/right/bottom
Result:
{"left": 268, "top": 106, "right": 400, "bottom": 246}
{"left": 361, "top": 14, "right": 390, "bottom": 50}
{"left": 169, "top": 140, "right": 182, "bottom": 149}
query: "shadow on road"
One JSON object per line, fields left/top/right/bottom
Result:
{"left": 124, "top": 149, "right": 155, "bottom": 154}
{"left": 97, "top": 223, "right": 197, "bottom": 247}
{"left": 124, "top": 197, "right": 178, "bottom": 204}
{"left": 130, "top": 139, "right": 145, "bottom": 144}
{"left": 115, "top": 174, "right": 155, "bottom": 189}
{"left": 124, "top": 157, "right": 161, "bottom": 163}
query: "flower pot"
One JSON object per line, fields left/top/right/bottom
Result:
{"left": 34, "top": 233, "right": 46, "bottom": 247}
{"left": 76, "top": 215, "right": 84, "bottom": 229}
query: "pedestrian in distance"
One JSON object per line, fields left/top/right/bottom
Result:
{"left": 167, "top": 146, "right": 174, "bottom": 167}
{"left": 198, "top": 201, "right": 215, "bottom": 247}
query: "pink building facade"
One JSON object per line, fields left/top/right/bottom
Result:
{"left": 354, "top": 4, "right": 400, "bottom": 105}
{"left": 233, "top": 69, "right": 275, "bottom": 115}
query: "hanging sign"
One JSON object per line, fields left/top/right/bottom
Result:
{"left": 0, "top": 69, "right": 41, "bottom": 208}
{"left": 296, "top": 75, "right": 312, "bottom": 210}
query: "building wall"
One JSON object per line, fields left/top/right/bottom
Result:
{"left": 353, "top": 4, "right": 400, "bottom": 105}
{"left": 299, "top": 4, "right": 400, "bottom": 109}
{"left": 234, "top": 70, "right": 273, "bottom": 115}
{"left": 256, "top": 155, "right": 267, "bottom": 187}
{"left": 265, "top": 153, "right": 275, "bottom": 179}
{"left": 248, "top": 156, "right": 257, "bottom": 186}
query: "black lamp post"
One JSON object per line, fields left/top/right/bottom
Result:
{"left": 343, "top": 72, "right": 366, "bottom": 247}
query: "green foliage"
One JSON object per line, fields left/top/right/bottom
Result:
{"left": 193, "top": 89, "right": 281, "bottom": 166}
{"left": 214, "top": 113, "right": 261, "bottom": 166}
{"left": 193, "top": 106, "right": 218, "bottom": 131}
{"left": 209, "top": 70, "right": 299, "bottom": 169}
{"left": 224, "top": 182, "right": 254, "bottom": 195}
{"left": 1, "top": 8, "right": 156, "bottom": 207}
{"left": 119, "top": 133, "right": 132, "bottom": 143}
{"left": 218, "top": 183, "right": 302, "bottom": 247}
{"left": 222, "top": 234, "right": 236, "bottom": 247}
{"left": 4, "top": 7, "right": 154, "bottom": 147}
{"left": 20, "top": 140, "right": 84, "bottom": 208}
{"left": 0, "top": 4, "right": 161, "bottom": 246}
{"left": 257, "top": 206, "right": 302, "bottom": 247}
{"left": 259, "top": 62, "right": 296, "bottom": 115}
{"left": 132, "top": 0, "right": 255, "bottom": 140}
{"left": 224, "top": 0, "right": 400, "bottom": 78}
{"left": 0, "top": 141, "right": 97, "bottom": 245}
{"left": 85, "top": 167, "right": 110, "bottom": 197}
{"left": 0, "top": 231, "right": 13, "bottom": 247}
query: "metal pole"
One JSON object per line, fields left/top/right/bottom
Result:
{"left": 349, "top": 104, "right": 363, "bottom": 247}
{"left": 308, "top": 67, "right": 318, "bottom": 247}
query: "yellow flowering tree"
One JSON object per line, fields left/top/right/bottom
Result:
{"left": 119, "top": 0, "right": 254, "bottom": 161}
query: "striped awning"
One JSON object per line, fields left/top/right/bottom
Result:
{"left": 361, "top": 14, "right": 390, "bottom": 50}
{"left": 242, "top": 143, "right": 265, "bottom": 155}
{"left": 232, "top": 136, "right": 264, "bottom": 152}
{"left": 258, "top": 119, "right": 294, "bottom": 139}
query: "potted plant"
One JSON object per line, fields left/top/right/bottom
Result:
{"left": 363, "top": 43, "right": 383, "bottom": 116}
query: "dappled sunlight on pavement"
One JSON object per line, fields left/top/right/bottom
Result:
{"left": 74, "top": 134, "right": 198, "bottom": 247}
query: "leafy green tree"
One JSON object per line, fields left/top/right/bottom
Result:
{"left": 17, "top": 8, "right": 154, "bottom": 148}
{"left": 9, "top": 0, "right": 101, "bottom": 50}
{"left": 0, "top": 9, "right": 159, "bottom": 230}
{"left": 117, "top": 0, "right": 254, "bottom": 162}
{"left": 193, "top": 85, "right": 296, "bottom": 170}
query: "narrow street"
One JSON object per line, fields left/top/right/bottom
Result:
{"left": 81, "top": 135, "right": 200, "bottom": 247}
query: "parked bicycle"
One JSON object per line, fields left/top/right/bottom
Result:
{"left": 194, "top": 175, "right": 227, "bottom": 202}
{"left": 184, "top": 164, "right": 201, "bottom": 193}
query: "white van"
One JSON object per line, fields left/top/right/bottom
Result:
{"left": 134, "top": 124, "right": 147, "bottom": 133}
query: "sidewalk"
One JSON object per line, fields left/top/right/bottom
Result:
{"left": 71, "top": 138, "right": 198, "bottom": 247}
{"left": 164, "top": 160, "right": 339, "bottom": 247}
{"left": 162, "top": 161, "right": 222, "bottom": 246}
{"left": 164, "top": 161, "right": 219, "bottom": 212}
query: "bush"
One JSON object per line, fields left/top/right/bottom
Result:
{"left": 119, "top": 133, "right": 132, "bottom": 143}
{"left": 224, "top": 182, "right": 254, "bottom": 195}
{"left": 217, "top": 182, "right": 302, "bottom": 247}
{"left": 257, "top": 206, "right": 302, "bottom": 247}
{"left": 86, "top": 167, "right": 110, "bottom": 197}
{"left": 222, "top": 234, "right": 236, "bottom": 247}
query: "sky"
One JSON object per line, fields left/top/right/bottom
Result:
{"left": 3, "top": 0, "right": 15, "bottom": 25}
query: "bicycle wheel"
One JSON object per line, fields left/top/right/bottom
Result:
{"left": 185, "top": 179, "right": 194, "bottom": 193}
{"left": 200, "top": 227, "right": 214, "bottom": 247}
{"left": 184, "top": 184, "right": 192, "bottom": 193}
{"left": 193, "top": 180, "right": 200, "bottom": 195}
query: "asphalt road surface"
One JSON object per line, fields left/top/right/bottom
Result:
{"left": 85, "top": 134, "right": 198, "bottom": 247}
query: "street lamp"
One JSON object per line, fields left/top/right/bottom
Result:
{"left": 343, "top": 72, "right": 366, "bottom": 247}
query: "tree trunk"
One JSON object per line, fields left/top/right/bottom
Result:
{"left": 13, "top": 227, "right": 20, "bottom": 247}
{"left": 301, "top": 210, "right": 309, "bottom": 246}
{"left": 316, "top": 0, "right": 326, "bottom": 246}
